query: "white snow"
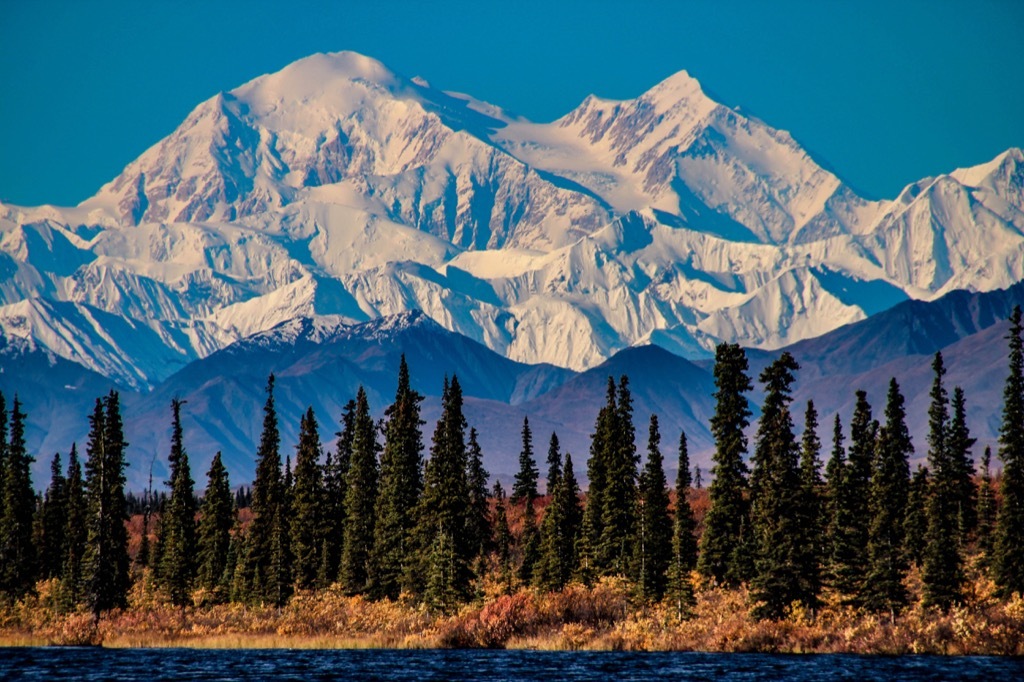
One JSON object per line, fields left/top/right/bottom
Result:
{"left": 2, "top": 53, "right": 1023, "bottom": 384}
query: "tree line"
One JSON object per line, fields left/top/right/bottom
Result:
{"left": 2, "top": 308, "right": 1024, "bottom": 620}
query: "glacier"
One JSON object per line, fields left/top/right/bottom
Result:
{"left": 1, "top": 51, "right": 1023, "bottom": 386}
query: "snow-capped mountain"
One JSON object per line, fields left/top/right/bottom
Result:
{"left": 1, "top": 51, "right": 1023, "bottom": 384}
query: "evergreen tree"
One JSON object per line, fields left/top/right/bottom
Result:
{"left": 922, "top": 352, "right": 964, "bottom": 610}
{"left": 667, "top": 430, "right": 698, "bottom": 617}
{"left": 977, "top": 447, "right": 997, "bottom": 567}
{"left": 536, "top": 434, "right": 565, "bottom": 589}
{"left": 465, "top": 428, "right": 490, "bottom": 562}
{"left": 634, "top": 414, "right": 672, "bottom": 601}
{"left": 749, "top": 353, "right": 805, "bottom": 619}
{"left": 512, "top": 417, "right": 538, "bottom": 503}
{"left": 38, "top": 452, "right": 68, "bottom": 580}
{"left": 417, "top": 376, "right": 473, "bottom": 604}
{"left": 493, "top": 482, "right": 513, "bottom": 594}
{"left": 58, "top": 443, "right": 85, "bottom": 611}
{"left": 0, "top": 393, "right": 6, "bottom": 505}
{"left": 319, "top": 399, "right": 355, "bottom": 587}
{"left": 290, "top": 408, "right": 324, "bottom": 590}
{"left": 795, "top": 401, "right": 824, "bottom": 612}
{"left": 245, "top": 375, "right": 290, "bottom": 606}
{"left": 196, "top": 452, "right": 233, "bottom": 599}
{"left": 340, "top": 387, "right": 379, "bottom": 595}
{"left": 864, "top": 379, "right": 913, "bottom": 615}
{"left": 157, "top": 398, "right": 197, "bottom": 606}
{"left": 537, "top": 451, "right": 583, "bottom": 591}
{"left": 826, "top": 414, "right": 857, "bottom": 596}
{"left": 995, "top": 305, "right": 1024, "bottom": 596}
{"left": 598, "top": 376, "right": 638, "bottom": 577}
{"left": 947, "top": 387, "right": 977, "bottom": 544}
{"left": 0, "top": 396, "right": 36, "bottom": 598}
{"left": 517, "top": 496, "right": 541, "bottom": 585}
{"left": 369, "top": 355, "right": 425, "bottom": 600}
{"left": 904, "top": 465, "right": 930, "bottom": 568}
{"left": 581, "top": 378, "right": 617, "bottom": 579}
{"left": 846, "top": 390, "right": 876, "bottom": 592}
{"left": 698, "top": 343, "right": 753, "bottom": 586}
{"left": 83, "top": 392, "right": 131, "bottom": 616}
{"left": 546, "top": 432, "right": 562, "bottom": 497}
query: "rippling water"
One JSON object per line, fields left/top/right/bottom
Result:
{"left": 2, "top": 647, "right": 1022, "bottom": 681}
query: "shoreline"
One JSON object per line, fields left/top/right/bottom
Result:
{"left": 3, "top": 578, "right": 1022, "bottom": 656}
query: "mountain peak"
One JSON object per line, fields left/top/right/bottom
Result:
{"left": 642, "top": 68, "right": 708, "bottom": 106}
{"left": 232, "top": 50, "right": 407, "bottom": 104}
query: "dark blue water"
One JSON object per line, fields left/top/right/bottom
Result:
{"left": 1, "top": 647, "right": 1022, "bottom": 681}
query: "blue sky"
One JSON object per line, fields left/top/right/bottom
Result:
{"left": 1, "top": 0, "right": 1022, "bottom": 206}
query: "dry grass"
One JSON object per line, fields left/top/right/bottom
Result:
{"left": 2, "top": 571, "right": 1021, "bottom": 653}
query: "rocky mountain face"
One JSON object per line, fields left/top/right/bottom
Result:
{"left": 1, "top": 51, "right": 1022, "bottom": 388}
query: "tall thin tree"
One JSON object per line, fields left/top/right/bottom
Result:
{"left": 698, "top": 343, "right": 753, "bottom": 586}
{"left": 749, "top": 353, "right": 805, "bottom": 619}
{"left": 370, "top": 355, "right": 425, "bottom": 599}
{"left": 340, "top": 387, "right": 379, "bottom": 595}
{"left": 196, "top": 452, "right": 233, "bottom": 599}
{"left": 864, "top": 379, "right": 913, "bottom": 616}
{"left": 994, "top": 306, "right": 1024, "bottom": 596}
{"left": 157, "top": 398, "right": 197, "bottom": 606}
{"left": 290, "top": 407, "right": 325, "bottom": 590}
{"left": 0, "top": 396, "right": 36, "bottom": 598}
{"left": 667, "top": 430, "right": 698, "bottom": 617}
{"left": 922, "top": 352, "right": 964, "bottom": 610}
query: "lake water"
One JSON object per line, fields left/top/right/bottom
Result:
{"left": 1, "top": 647, "right": 1022, "bottom": 680}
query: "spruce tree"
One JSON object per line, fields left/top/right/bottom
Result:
{"left": 904, "top": 465, "right": 930, "bottom": 568}
{"left": 977, "top": 447, "right": 997, "bottom": 567}
{"left": 667, "top": 430, "right": 698, "bottom": 617}
{"left": 795, "top": 401, "right": 824, "bottom": 612}
{"left": 947, "top": 387, "right": 977, "bottom": 544}
{"left": 598, "top": 375, "right": 639, "bottom": 577}
{"left": 38, "top": 452, "right": 68, "bottom": 580}
{"left": 698, "top": 343, "right": 753, "bottom": 586}
{"left": 340, "top": 387, "right": 379, "bottom": 595}
{"left": 157, "top": 398, "right": 197, "bottom": 606}
{"left": 749, "top": 353, "right": 805, "bottom": 619}
{"left": 58, "top": 443, "right": 85, "bottom": 611}
{"left": 864, "top": 379, "right": 913, "bottom": 615}
{"left": 994, "top": 306, "right": 1024, "bottom": 596}
{"left": 922, "top": 352, "right": 964, "bottom": 610}
{"left": 369, "top": 355, "right": 425, "bottom": 600}
{"left": 83, "top": 392, "right": 131, "bottom": 616}
{"left": 0, "top": 393, "right": 6, "bottom": 502}
{"left": 196, "top": 452, "right": 233, "bottom": 599}
{"left": 290, "top": 407, "right": 324, "bottom": 590}
{"left": 546, "top": 432, "right": 562, "bottom": 496}
{"left": 512, "top": 417, "right": 538, "bottom": 503}
{"left": 580, "top": 378, "right": 617, "bottom": 579}
{"left": 634, "top": 414, "right": 672, "bottom": 601}
{"left": 0, "top": 396, "right": 36, "bottom": 598}
{"left": 245, "top": 374, "right": 290, "bottom": 606}
{"left": 465, "top": 428, "right": 490, "bottom": 562}
{"left": 825, "top": 414, "right": 858, "bottom": 597}
{"left": 537, "top": 451, "right": 582, "bottom": 591}
{"left": 418, "top": 376, "right": 473, "bottom": 605}
{"left": 517, "top": 496, "right": 541, "bottom": 585}
{"left": 846, "top": 390, "right": 876, "bottom": 593}
{"left": 493, "top": 482, "right": 513, "bottom": 594}
{"left": 319, "top": 399, "right": 355, "bottom": 588}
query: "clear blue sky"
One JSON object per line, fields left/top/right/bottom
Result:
{"left": 1, "top": 0, "right": 1022, "bottom": 206}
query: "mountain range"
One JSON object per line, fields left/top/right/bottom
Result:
{"left": 1, "top": 51, "right": 1022, "bottom": 487}
{"left": 3, "top": 282, "right": 1023, "bottom": 489}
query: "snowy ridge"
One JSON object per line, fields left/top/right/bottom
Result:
{"left": 1, "top": 51, "right": 1023, "bottom": 385}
